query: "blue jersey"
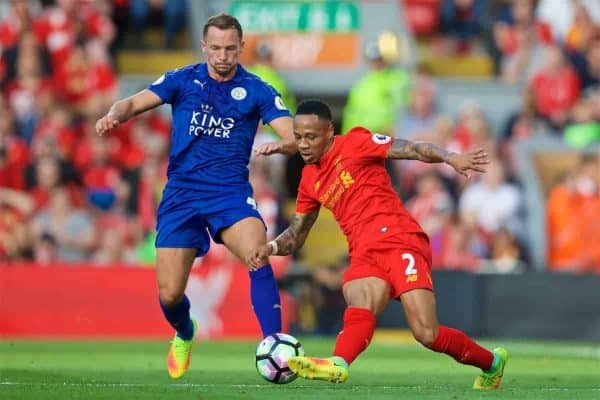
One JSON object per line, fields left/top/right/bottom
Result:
{"left": 147, "top": 63, "right": 290, "bottom": 191}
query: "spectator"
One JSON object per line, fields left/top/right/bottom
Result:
{"left": 406, "top": 171, "right": 455, "bottom": 262}
{"left": 93, "top": 227, "right": 137, "bottom": 265}
{"left": 129, "top": 0, "right": 187, "bottom": 49}
{"left": 81, "top": 134, "right": 122, "bottom": 211}
{"left": 402, "top": 0, "right": 441, "bottom": 37}
{"left": 494, "top": 0, "right": 553, "bottom": 57}
{"left": 440, "top": 0, "right": 488, "bottom": 53}
{"left": 0, "top": 107, "right": 28, "bottom": 190}
{"left": 0, "top": 0, "right": 44, "bottom": 51}
{"left": 436, "top": 212, "right": 484, "bottom": 270}
{"left": 342, "top": 40, "right": 411, "bottom": 135}
{"left": 530, "top": 45, "right": 581, "bottom": 129}
{"left": 2, "top": 26, "right": 52, "bottom": 87}
{"left": 569, "top": 37, "right": 600, "bottom": 90}
{"left": 406, "top": 171, "right": 454, "bottom": 238}
{"left": 564, "top": 1, "right": 600, "bottom": 53}
{"left": 479, "top": 227, "right": 526, "bottom": 273}
{"left": 30, "top": 186, "right": 96, "bottom": 262}
{"left": 36, "top": 0, "right": 115, "bottom": 71}
{"left": 546, "top": 155, "right": 600, "bottom": 273}
{"left": 575, "top": 154, "right": 600, "bottom": 270}
{"left": 0, "top": 187, "right": 35, "bottom": 260}
{"left": 26, "top": 155, "right": 81, "bottom": 210}
{"left": 3, "top": 31, "right": 53, "bottom": 142}
{"left": 453, "top": 103, "right": 496, "bottom": 155}
{"left": 546, "top": 171, "right": 585, "bottom": 271}
{"left": 502, "top": 88, "right": 549, "bottom": 143}
{"left": 33, "top": 232, "right": 58, "bottom": 264}
{"left": 500, "top": 24, "right": 547, "bottom": 85}
{"left": 32, "top": 104, "right": 77, "bottom": 160}
{"left": 132, "top": 144, "right": 167, "bottom": 234}
{"left": 537, "top": 0, "right": 600, "bottom": 43}
{"left": 459, "top": 158, "right": 522, "bottom": 238}
{"left": 53, "top": 44, "right": 117, "bottom": 115}
{"left": 500, "top": 89, "right": 550, "bottom": 175}
{"left": 396, "top": 65, "right": 438, "bottom": 139}
{"left": 564, "top": 96, "right": 600, "bottom": 147}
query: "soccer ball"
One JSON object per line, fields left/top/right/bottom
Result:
{"left": 255, "top": 333, "right": 304, "bottom": 384}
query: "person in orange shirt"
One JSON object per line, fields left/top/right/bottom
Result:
{"left": 546, "top": 172, "right": 584, "bottom": 271}
{"left": 547, "top": 154, "right": 600, "bottom": 272}
{"left": 576, "top": 154, "right": 600, "bottom": 271}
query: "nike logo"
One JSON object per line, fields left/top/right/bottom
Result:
{"left": 273, "top": 304, "right": 281, "bottom": 309}
{"left": 193, "top": 79, "right": 206, "bottom": 89}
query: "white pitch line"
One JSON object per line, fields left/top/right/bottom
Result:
{"left": 1, "top": 382, "right": 599, "bottom": 391}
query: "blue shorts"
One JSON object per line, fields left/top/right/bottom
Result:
{"left": 155, "top": 184, "right": 264, "bottom": 256}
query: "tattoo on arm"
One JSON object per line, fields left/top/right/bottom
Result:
{"left": 273, "top": 211, "right": 319, "bottom": 256}
{"left": 388, "top": 139, "right": 452, "bottom": 163}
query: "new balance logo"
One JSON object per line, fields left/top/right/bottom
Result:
{"left": 193, "top": 79, "right": 207, "bottom": 89}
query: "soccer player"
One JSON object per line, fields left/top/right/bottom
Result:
{"left": 95, "top": 13, "right": 296, "bottom": 379}
{"left": 248, "top": 100, "right": 508, "bottom": 389}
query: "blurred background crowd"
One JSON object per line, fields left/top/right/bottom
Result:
{"left": 0, "top": 0, "right": 599, "bottom": 333}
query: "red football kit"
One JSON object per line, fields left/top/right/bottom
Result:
{"left": 296, "top": 127, "right": 433, "bottom": 297}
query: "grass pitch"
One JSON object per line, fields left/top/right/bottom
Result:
{"left": 1, "top": 337, "right": 599, "bottom": 399}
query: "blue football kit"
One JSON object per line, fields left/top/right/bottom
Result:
{"left": 148, "top": 63, "right": 290, "bottom": 255}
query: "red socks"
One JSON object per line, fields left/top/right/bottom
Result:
{"left": 333, "top": 307, "right": 376, "bottom": 365}
{"left": 331, "top": 309, "right": 492, "bottom": 371}
{"left": 428, "top": 325, "right": 494, "bottom": 370}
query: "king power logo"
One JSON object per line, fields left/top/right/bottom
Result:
{"left": 188, "top": 103, "right": 235, "bottom": 139}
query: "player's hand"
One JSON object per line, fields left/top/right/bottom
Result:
{"left": 447, "top": 149, "right": 490, "bottom": 179}
{"left": 95, "top": 112, "right": 120, "bottom": 136}
{"left": 253, "top": 139, "right": 296, "bottom": 156}
{"left": 253, "top": 142, "right": 284, "bottom": 156}
{"left": 246, "top": 244, "right": 272, "bottom": 269}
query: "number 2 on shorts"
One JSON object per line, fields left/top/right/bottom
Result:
{"left": 402, "top": 253, "right": 417, "bottom": 276}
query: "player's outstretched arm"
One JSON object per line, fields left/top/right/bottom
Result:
{"left": 387, "top": 139, "right": 490, "bottom": 178}
{"left": 95, "top": 89, "right": 163, "bottom": 136}
{"left": 253, "top": 116, "right": 298, "bottom": 156}
{"left": 246, "top": 210, "right": 319, "bottom": 268}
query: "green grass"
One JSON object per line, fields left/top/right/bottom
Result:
{"left": 1, "top": 338, "right": 599, "bottom": 399}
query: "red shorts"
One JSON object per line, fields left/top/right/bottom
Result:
{"left": 343, "top": 232, "right": 433, "bottom": 299}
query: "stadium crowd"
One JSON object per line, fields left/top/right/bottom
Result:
{"left": 0, "top": 0, "right": 598, "bottom": 279}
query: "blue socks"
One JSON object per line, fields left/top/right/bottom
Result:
{"left": 249, "top": 264, "right": 282, "bottom": 337}
{"left": 159, "top": 266, "right": 281, "bottom": 339}
{"left": 160, "top": 294, "right": 194, "bottom": 340}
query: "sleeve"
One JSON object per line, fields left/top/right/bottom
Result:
{"left": 147, "top": 69, "right": 180, "bottom": 105}
{"left": 345, "top": 127, "right": 394, "bottom": 160}
{"left": 295, "top": 174, "right": 320, "bottom": 215}
{"left": 257, "top": 81, "right": 292, "bottom": 125}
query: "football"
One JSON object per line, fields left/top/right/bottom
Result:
{"left": 255, "top": 333, "right": 305, "bottom": 384}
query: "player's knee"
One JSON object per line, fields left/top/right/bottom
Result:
{"left": 412, "top": 324, "right": 438, "bottom": 348}
{"left": 345, "top": 293, "right": 378, "bottom": 314}
{"left": 158, "top": 287, "right": 184, "bottom": 307}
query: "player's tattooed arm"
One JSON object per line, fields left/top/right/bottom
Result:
{"left": 273, "top": 211, "right": 320, "bottom": 255}
{"left": 388, "top": 139, "right": 490, "bottom": 178}
{"left": 246, "top": 210, "right": 320, "bottom": 268}
{"left": 387, "top": 139, "right": 452, "bottom": 163}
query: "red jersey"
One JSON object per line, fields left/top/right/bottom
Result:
{"left": 296, "top": 127, "right": 424, "bottom": 253}
{"left": 530, "top": 67, "right": 581, "bottom": 119}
